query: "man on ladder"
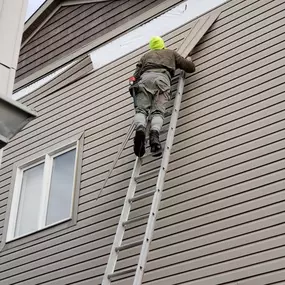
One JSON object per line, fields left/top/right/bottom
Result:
{"left": 130, "top": 36, "right": 196, "bottom": 158}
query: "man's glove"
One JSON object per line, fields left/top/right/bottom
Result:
{"left": 129, "top": 76, "right": 139, "bottom": 97}
{"left": 129, "top": 76, "right": 136, "bottom": 85}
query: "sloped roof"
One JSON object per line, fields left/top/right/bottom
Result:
{"left": 16, "top": 0, "right": 184, "bottom": 90}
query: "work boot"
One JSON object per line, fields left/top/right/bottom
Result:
{"left": 149, "top": 130, "right": 162, "bottom": 157}
{"left": 134, "top": 125, "right": 146, "bottom": 157}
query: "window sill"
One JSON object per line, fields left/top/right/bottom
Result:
{"left": 0, "top": 218, "right": 76, "bottom": 252}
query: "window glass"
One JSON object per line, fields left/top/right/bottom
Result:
{"left": 46, "top": 149, "right": 76, "bottom": 226}
{"left": 15, "top": 163, "right": 44, "bottom": 237}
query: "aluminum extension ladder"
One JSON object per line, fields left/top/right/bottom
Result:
{"left": 101, "top": 11, "right": 220, "bottom": 283}
{"left": 102, "top": 70, "right": 186, "bottom": 285}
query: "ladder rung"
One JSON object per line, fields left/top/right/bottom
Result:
{"left": 135, "top": 168, "right": 159, "bottom": 182}
{"left": 129, "top": 190, "right": 155, "bottom": 203}
{"left": 122, "top": 214, "right": 149, "bottom": 226}
{"left": 108, "top": 267, "right": 136, "bottom": 280}
{"left": 115, "top": 240, "right": 143, "bottom": 252}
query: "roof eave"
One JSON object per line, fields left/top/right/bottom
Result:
{"left": 23, "top": 0, "right": 61, "bottom": 42}
{"left": 22, "top": 0, "right": 114, "bottom": 43}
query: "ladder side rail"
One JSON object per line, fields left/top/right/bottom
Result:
{"left": 133, "top": 70, "right": 186, "bottom": 285}
{"left": 102, "top": 157, "right": 142, "bottom": 285}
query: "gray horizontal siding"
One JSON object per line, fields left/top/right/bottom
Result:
{"left": 15, "top": 0, "right": 169, "bottom": 83}
{"left": 0, "top": 6, "right": 190, "bottom": 255}
{"left": 19, "top": 2, "right": 111, "bottom": 59}
{"left": 0, "top": 0, "right": 282, "bottom": 215}
{"left": 224, "top": 269, "right": 285, "bottom": 285}
{"left": 0, "top": 26, "right": 190, "bottom": 177}
{"left": 0, "top": 0, "right": 282, "bottom": 240}
{"left": 4, "top": 0, "right": 284, "bottom": 165}
{"left": 1, "top": 0, "right": 285, "bottom": 284}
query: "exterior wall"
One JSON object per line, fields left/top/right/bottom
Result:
{"left": 15, "top": 0, "right": 168, "bottom": 83}
{"left": 1, "top": 0, "right": 285, "bottom": 284}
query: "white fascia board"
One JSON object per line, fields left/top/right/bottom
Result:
{"left": 0, "top": 93, "right": 36, "bottom": 147}
{"left": 13, "top": 61, "right": 77, "bottom": 100}
{"left": 0, "top": 134, "right": 9, "bottom": 144}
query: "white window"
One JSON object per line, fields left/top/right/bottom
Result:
{"left": 7, "top": 146, "right": 78, "bottom": 241}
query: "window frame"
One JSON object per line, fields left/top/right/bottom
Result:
{"left": 2, "top": 132, "right": 84, "bottom": 246}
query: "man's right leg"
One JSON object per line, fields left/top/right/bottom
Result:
{"left": 149, "top": 90, "right": 170, "bottom": 157}
{"left": 147, "top": 72, "right": 171, "bottom": 157}
{"left": 133, "top": 89, "right": 151, "bottom": 157}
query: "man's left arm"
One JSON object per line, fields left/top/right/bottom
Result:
{"left": 174, "top": 51, "right": 196, "bottom": 73}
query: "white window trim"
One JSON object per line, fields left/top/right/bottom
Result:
{"left": 5, "top": 135, "right": 82, "bottom": 243}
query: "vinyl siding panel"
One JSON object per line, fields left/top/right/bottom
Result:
{"left": 15, "top": 0, "right": 172, "bottom": 83}
{"left": 1, "top": 0, "right": 285, "bottom": 284}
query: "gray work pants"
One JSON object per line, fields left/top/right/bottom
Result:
{"left": 133, "top": 70, "right": 171, "bottom": 132}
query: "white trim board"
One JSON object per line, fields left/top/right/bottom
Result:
{"left": 13, "top": 60, "right": 77, "bottom": 100}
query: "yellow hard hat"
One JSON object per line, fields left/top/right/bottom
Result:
{"left": 149, "top": 36, "right": 165, "bottom": 50}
